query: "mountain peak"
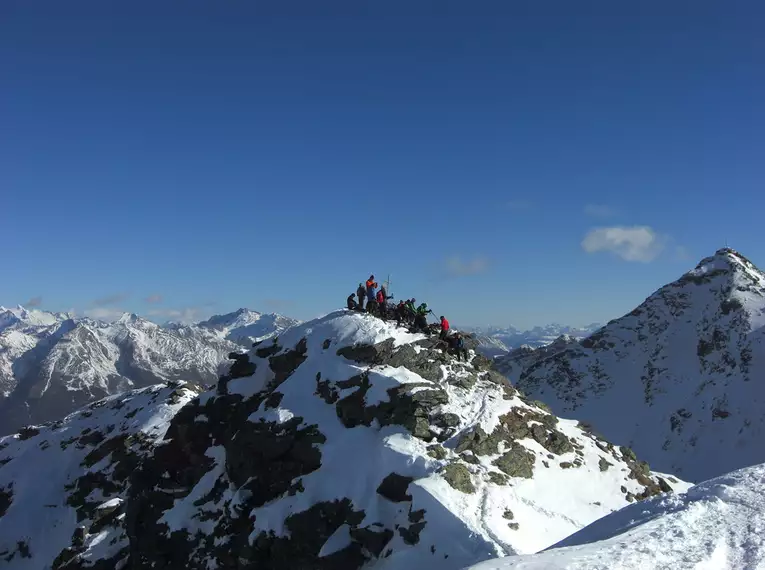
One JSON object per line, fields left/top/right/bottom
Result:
{"left": 513, "top": 247, "right": 765, "bottom": 481}
{"left": 116, "top": 312, "right": 142, "bottom": 324}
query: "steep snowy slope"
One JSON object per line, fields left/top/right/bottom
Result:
{"left": 466, "top": 462, "right": 765, "bottom": 570}
{"left": 196, "top": 307, "right": 300, "bottom": 343}
{"left": 0, "top": 311, "right": 239, "bottom": 435}
{"left": 516, "top": 248, "right": 765, "bottom": 482}
{"left": 0, "top": 382, "right": 199, "bottom": 569}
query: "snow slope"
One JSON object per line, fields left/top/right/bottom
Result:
{"left": 515, "top": 248, "right": 765, "bottom": 482}
{"left": 196, "top": 307, "right": 300, "bottom": 343}
{"left": 0, "top": 382, "right": 199, "bottom": 568}
{"left": 465, "top": 462, "right": 765, "bottom": 570}
{"left": 116, "top": 310, "right": 686, "bottom": 569}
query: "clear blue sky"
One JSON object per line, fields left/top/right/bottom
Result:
{"left": 2, "top": 1, "right": 764, "bottom": 328}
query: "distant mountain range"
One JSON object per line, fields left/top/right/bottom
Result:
{"left": 464, "top": 323, "right": 602, "bottom": 357}
{"left": 0, "top": 306, "right": 300, "bottom": 435}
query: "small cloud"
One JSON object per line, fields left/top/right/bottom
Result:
{"left": 263, "top": 299, "right": 295, "bottom": 311}
{"left": 144, "top": 294, "right": 163, "bottom": 304}
{"left": 584, "top": 204, "right": 618, "bottom": 218}
{"left": 147, "top": 307, "right": 204, "bottom": 323}
{"left": 25, "top": 296, "right": 43, "bottom": 307}
{"left": 581, "top": 226, "right": 667, "bottom": 263}
{"left": 84, "top": 307, "right": 126, "bottom": 321}
{"left": 506, "top": 200, "right": 532, "bottom": 211}
{"left": 444, "top": 255, "right": 490, "bottom": 276}
{"left": 92, "top": 293, "right": 129, "bottom": 306}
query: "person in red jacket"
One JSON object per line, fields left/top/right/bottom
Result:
{"left": 439, "top": 315, "right": 450, "bottom": 340}
{"left": 376, "top": 290, "right": 388, "bottom": 319}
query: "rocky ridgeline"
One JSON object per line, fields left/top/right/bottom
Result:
{"left": 492, "top": 335, "right": 579, "bottom": 383}
{"left": 512, "top": 248, "right": 765, "bottom": 482}
{"left": 0, "top": 382, "right": 199, "bottom": 569}
{"left": 0, "top": 311, "right": 686, "bottom": 570}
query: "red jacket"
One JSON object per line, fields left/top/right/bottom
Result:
{"left": 376, "top": 290, "right": 384, "bottom": 304}
{"left": 441, "top": 318, "right": 449, "bottom": 331}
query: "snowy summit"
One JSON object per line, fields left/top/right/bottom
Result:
{"left": 0, "top": 310, "right": 686, "bottom": 569}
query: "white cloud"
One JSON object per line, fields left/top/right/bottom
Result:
{"left": 581, "top": 226, "right": 667, "bottom": 263}
{"left": 144, "top": 294, "right": 163, "bottom": 304}
{"left": 584, "top": 204, "right": 618, "bottom": 218}
{"left": 444, "top": 255, "right": 490, "bottom": 276}
{"left": 147, "top": 307, "right": 204, "bottom": 323}
{"left": 84, "top": 307, "right": 126, "bottom": 321}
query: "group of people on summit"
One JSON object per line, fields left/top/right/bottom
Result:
{"left": 346, "top": 274, "right": 469, "bottom": 361}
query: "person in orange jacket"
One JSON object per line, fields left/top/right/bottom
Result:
{"left": 365, "top": 275, "right": 378, "bottom": 302}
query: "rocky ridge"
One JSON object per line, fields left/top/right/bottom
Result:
{"left": 0, "top": 310, "right": 688, "bottom": 570}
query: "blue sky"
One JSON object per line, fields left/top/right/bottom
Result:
{"left": 2, "top": 1, "right": 764, "bottom": 328}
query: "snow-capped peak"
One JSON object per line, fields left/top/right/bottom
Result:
{"left": 508, "top": 248, "right": 765, "bottom": 482}
{"left": 197, "top": 307, "right": 301, "bottom": 343}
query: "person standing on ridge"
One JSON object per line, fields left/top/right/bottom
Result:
{"left": 405, "top": 299, "right": 416, "bottom": 322}
{"left": 395, "top": 300, "right": 407, "bottom": 326}
{"left": 414, "top": 302, "right": 431, "bottom": 332}
{"left": 376, "top": 289, "right": 388, "bottom": 319}
{"left": 439, "top": 315, "right": 450, "bottom": 340}
{"left": 366, "top": 275, "right": 378, "bottom": 304}
{"left": 356, "top": 283, "right": 366, "bottom": 311}
{"left": 451, "top": 332, "right": 468, "bottom": 361}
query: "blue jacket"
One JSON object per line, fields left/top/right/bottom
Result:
{"left": 366, "top": 285, "right": 377, "bottom": 301}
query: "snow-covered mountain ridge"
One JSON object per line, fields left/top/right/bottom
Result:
{"left": 0, "top": 310, "right": 687, "bottom": 570}
{"left": 466, "top": 324, "right": 601, "bottom": 357}
{"left": 509, "top": 248, "right": 765, "bottom": 482}
{"left": 196, "top": 307, "right": 300, "bottom": 343}
{"left": 0, "top": 306, "right": 298, "bottom": 435}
